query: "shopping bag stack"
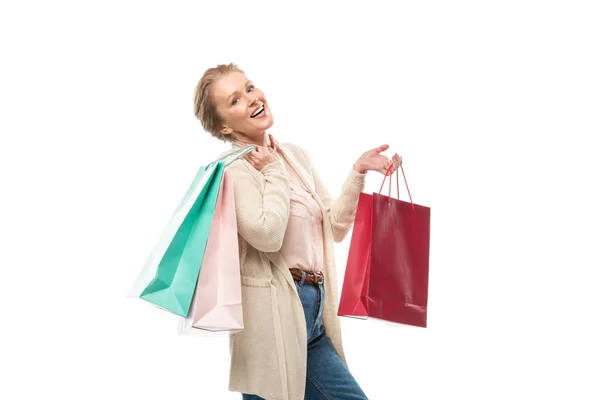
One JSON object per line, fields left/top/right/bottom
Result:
{"left": 338, "top": 163, "right": 431, "bottom": 327}
{"left": 128, "top": 146, "right": 254, "bottom": 334}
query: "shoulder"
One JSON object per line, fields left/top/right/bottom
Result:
{"left": 225, "top": 158, "right": 254, "bottom": 177}
{"left": 218, "top": 149, "right": 257, "bottom": 180}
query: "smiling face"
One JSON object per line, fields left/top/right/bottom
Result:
{"left": 211, "top": 71, "right": 274, "bottom": 144}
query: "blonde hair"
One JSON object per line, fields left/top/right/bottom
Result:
{"left": 193, "top": 63, "right": 244, "bottom": 142}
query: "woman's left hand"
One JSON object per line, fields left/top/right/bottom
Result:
{"left": 353, "top": 144, "right": 402, "bottom": 175}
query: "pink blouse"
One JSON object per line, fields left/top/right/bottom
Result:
{"left": 279, "top": 159, "right": 324, "bottom": 273}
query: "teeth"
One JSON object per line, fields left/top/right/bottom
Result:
{"left": 251, "top": 105, "right": 264, "bottom": 118}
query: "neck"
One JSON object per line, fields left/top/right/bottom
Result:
{"left": 232, "top": 131, "right": 271, "bottom": 147}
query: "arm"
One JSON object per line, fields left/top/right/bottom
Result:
{"left": 229, "top": 160, "right": 291, "bottom": 252}
{"left": 301, "top": 149, "right": 366, "bottom": 243}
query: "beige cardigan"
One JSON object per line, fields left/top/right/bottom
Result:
{"left": 224, "top": 140, "right": 366, "bottom": 400}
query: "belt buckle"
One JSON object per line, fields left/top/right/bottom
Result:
{"left": 308, "top": 271, "right": 323, "bottom": 283}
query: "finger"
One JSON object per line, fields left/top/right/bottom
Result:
{"left": 391, "top": 155, "right": 398, "bottom": 170}
{"left": 244, "top": 157, "right": 255, "bottom": 167}
{"left": 392, "top": 154, "right": 398, "bottom": 167}
{"left": 382, "top": 161, "right": 393, "bottom": 175}
{"left": 374, "top": 144, "right": 390, "bottom": 153}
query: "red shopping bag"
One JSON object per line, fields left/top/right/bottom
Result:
{"left": 338, "top": 164, "right": 431, "bottom": 327}
{"left": 336, "top": 191, "right": 373, "bottom": 319}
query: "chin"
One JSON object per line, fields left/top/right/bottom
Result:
{"left": 254, "top": 114, "right": 274, "bottom": 131}
{"left": 263, "top": 116, "right": 274, "bottom": 130}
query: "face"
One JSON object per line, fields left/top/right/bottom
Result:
{"left": 212, "top": 71, "right": 274, "bottom": 142}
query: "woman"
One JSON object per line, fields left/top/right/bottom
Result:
{"left": 193, "top": 64, "right": 401, "bottom": 400}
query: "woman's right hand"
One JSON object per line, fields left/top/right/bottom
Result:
{"left": 243, "top": 145, "right": 279, "bottom": 171}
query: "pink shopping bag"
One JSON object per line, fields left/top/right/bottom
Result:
{"left": 178, "top": 169, "right": 243, "bottom": 334}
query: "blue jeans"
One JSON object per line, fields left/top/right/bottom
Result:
{"left": 242, "top": 273, "right": 368, "bottom": 399}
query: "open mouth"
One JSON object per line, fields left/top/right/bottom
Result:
{"left": 250, "top": 105, "right": 265, "bottom": 118}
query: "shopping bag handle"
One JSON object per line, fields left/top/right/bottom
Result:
{"left": 378, "top": 162, "right": 414, "bottom": 210}
{"left": 210, "top": 145, "right": 257, "bottom": 167}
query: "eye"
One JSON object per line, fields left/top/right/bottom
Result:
{"left": 232, "top": 98, "right": 239, "bottom": 105}
{"left": 246, "top": 85, "right": 255, "bottom": 93}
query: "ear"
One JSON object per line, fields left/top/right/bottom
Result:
{"left": 220, "top": 126, "right": 234, "bottom": 135}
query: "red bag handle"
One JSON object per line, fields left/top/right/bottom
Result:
{"left": 378, "top": 162, "right": 415, "bottom": 210}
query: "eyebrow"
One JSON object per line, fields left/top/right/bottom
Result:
{"left": 226, "top": 81, "right": 253, "bottom": 103}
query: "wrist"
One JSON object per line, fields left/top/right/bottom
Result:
{"left": 353, "top": 162, "right": 366, "bottom": 174}
{"left": 260, "top": 159, "right": 279, "bottom": 172}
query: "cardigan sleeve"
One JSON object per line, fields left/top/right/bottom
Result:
{"left": 299, "top": 147, "right": 366, "bottom": 243}
{"left": 228, "top": 159, "right": 291, "bottom": 252}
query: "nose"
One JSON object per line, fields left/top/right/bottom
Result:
{"left": 249, "top": 97, "right": 260, "bottom": 107}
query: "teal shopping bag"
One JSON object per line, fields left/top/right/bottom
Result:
{"left": 129, "top": 146, "right": 255, "bottom": 317}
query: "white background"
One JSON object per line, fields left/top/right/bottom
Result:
{"left": 1, "top": 1, "right": 599, "bottom": 399}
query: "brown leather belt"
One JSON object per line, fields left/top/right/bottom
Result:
{"left": 289, "top": 268, "right": 324, "bottom": 284}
